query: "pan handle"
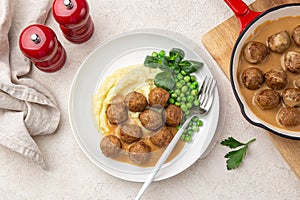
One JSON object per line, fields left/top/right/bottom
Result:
{"left": 224, "top": 0, "right": 262, "bottom": 33}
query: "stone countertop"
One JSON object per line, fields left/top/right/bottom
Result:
{"left": 1, "top": 0, "right": 300, "bottom": 199}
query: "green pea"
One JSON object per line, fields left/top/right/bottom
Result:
{"left": 180, "top": 80, "right": 185, "bottom": 85}
{"left": 171, "top": 93, "right": 177, "bottom": 99}
{"left": 176, "top": 82, "right": 182, "bottom": 88}
{"left": 185, "top": 135, "right": 192, "bottom": 142}
{"left": 180, "top": 134, "right": 186, "bottom": 140}
{"left": 192, "top": 125, "right": 199, "bottom": 132}
{"left": 187, "top": 95, "right": 194, "bottom": 102}
{"left": 181, "top": 97, "right": 187, "bottom": 102}
{"left": 181, "top": 70, "right": 187, "bottom": 76}
{"left": 187, "top": 102, "right": 193, "bottom": 108}
{"left": 184, "top": 75, "right": 191, "bottom": 82}
{"left": 181, "top": 86, "right": 188, "bottom": 93}
{"left": 192, "top": 116, "right": 198, "bottom": 122}
{"left": 193, "top": 99, "right": 200, "bottom": 107}
{"left": 152, "top": 52, "right": 158, "bottom": 57}
{"left": 191, "top": 89, "right": 198, "bottom": 96}
{"left": 190, "top": 75, "right": 196, "bottom": 82}
{"left": 197, "top": 119, "right": 203, "bottom": 126}
{"left": 185, "top": 110, "right": 191, "bottom": 116}
{"left": 180, "top": 104, "right": 188, "bottom": 112}
{"left": 176, "top": 97, "right": 181, "bottom": 102}
{"left": 175, "top": 89, "right": 181, "bottom": 95}
{"left": 192, "top": 82, "right": 199, "bottom": 88}
{"left": 180, "top": 93, "right": 185, "bottom": 98}
{"left": 159, "top": 50, "right": 165, "bottom": 57}
{"left": 187, "top": 129, "right": 194, "bottom": 136}
{"left": 189, "top": 84, "right": 196, "bottom": 90}
{"left": 176, "top": 73, "right": 183, "bottom": 80}
{"left": 175, "top": 102, "right": 181, "bottom": 107}
{"left": 169, "top": 98, "right": 175, "bottom": 104}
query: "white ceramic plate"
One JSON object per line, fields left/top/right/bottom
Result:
{"left": 69, "top": 30, "right": 220, "bottom": 182}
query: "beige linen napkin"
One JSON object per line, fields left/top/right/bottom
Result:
{"left": 0, "top": 0, "right": 60, "bottom": 169}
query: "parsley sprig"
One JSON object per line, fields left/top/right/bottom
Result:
{"left": 221, "top": 137, "right": 256, "bottom": 170}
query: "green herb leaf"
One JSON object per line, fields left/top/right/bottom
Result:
{"left": 158, "top": 57, "right": 170, "bottom": 71}
{"left": 168, "top": 48, "right": 185, "bottom": 62}
{"left": 154, "top": 71, "right": 175, "bottom": 91}
{"left": 144, "top": 55, "right": 160, "bottom": 68}
{"left": 221, "top": 137, "right": 245, "bottom": 149}
{"left": 221, "top": 137, "right": 256, "bottom": 170}
{"left": 179, "top": 60, "right": 203, "bottom": 74}
{"left": 225, "top": 147, "right": 247, "bottom": 170}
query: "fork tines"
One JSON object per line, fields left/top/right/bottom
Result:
{"left": 198, "top": 76, "right": 216, "bottom": 107}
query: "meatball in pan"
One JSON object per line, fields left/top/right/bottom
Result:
{"left": 242, "top": 67, "right": 264, "bottom": 90}
{"left": 148, "top": 87, "right": 170, "bottom": 107}
{"left": 255, "top": 89, "right": 281, "bottom": 110}
{"left": 243, "top": 41, "right": 269, "bottom": 64}
{"left": 284, "top": 51, "right": 300, "bottom": 74}
{"left": 124, "top": 91, "right": 148, "bottom": 112}
{"left": 282, "top": 88, "right": 300, "bottom": 107}
{"left": 100, "top": 135, "right": 122, "bottom": 158}
{"left": 119, "top": 123, "right": 143, "bottom": 144}
{"left": 295, "top": 77, "right": 300, "bottom": 88}
{"left": 267, "top": 30, "right": 290, "bottom": 53}
{"left": 278, "top": 107, "right": 300, "bottom": 127}
{"left": 292, "top": 25, "right": 300, "bottom": 46}
{"left": 264, "top": 69, "right": 288, "bottom": 90}
{"left": 129, "top": 141, "right": 151, "bottom": 165}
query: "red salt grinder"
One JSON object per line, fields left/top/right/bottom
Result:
{"left": 19, "top": 24, "right": 67, "bottom": 72}
{"left": 52, "top": 0, "right": 94, "bottom": 44}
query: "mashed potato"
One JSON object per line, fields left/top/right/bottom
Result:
{"left": 94, "top": 64, "right": 160, "bottom": 135}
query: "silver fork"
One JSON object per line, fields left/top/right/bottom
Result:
{"left": 135, "top": 76, "right": 217, "bottom": 200}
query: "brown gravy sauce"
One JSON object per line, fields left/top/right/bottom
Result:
{"left": 106, "top": 122, "right": 185, "bottom": 167}
{"left": 238, "top": 16, "right": 300, "bottom": 132}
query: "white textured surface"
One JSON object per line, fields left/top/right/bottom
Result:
{"left": 1, "top": 0, "right": 300, "bottom": 199}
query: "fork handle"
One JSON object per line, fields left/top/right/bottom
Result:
{"left": 135, "top": 114, "right": 196, "bottom": 200}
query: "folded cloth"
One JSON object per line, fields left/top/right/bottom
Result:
{"left": 0, "top": 0, "right": 60, "bottom": 169}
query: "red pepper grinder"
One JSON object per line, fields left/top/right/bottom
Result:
{"left": 52, "top": 0, "right": 94, "bottom": 44}
{"left": 19, "top": 24, "right": 67, "bottom": 72}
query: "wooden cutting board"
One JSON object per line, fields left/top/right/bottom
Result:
{"left": 202, "top": 0, "right": 300, "bottom": 178}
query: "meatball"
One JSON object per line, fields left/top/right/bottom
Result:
{"left": 284, "top": 51, "right": 300, "bottom": 73}
{"left": 295, "top": 77, "right": 300, "bottom": 88}
{"left": 242, "top": 67, "right": 264, "bottom": 90}
{"left": 282, "top": 88, "right": 300, "bottom": 107}
{"left": 255, "top": 89, "right": 281, "bottom": 110}
{"left": 165, "top": 104, "right": 183, "bottom": 127}
{"left": 124, "top": 91, "right": 148, "bottom": 112}
{"left": 267, "top": 30, "right": 291, "bottom": 53}
{"left": 106, "top": 103, "right": 128, "bottom": 124}
{"left": 292, "top": 25, "right": 300, "bottom": 46}
{"left": 264, "top": 69, "right": 288, "bottom": 90}
{"left": 150, "top": 126, "right": 174, "bottom": 148}
{"left": 128, "top": 141, "right": 151, "bottom": 165}
{"left": 278, "top": 107, "right": 300, "bottom": 127}
{"left": 100, "top": 135, "right": 122, "bottom": 158}
{"left": 148, "top": 87, "right": 170, "bottom": 107}
{"left": 119, "top": 123, "right": 142, "bottom": 144}
{"left": 167, "top": 126, "right": 178, "bottom": 137}
{"left": 139, "top": 109, "right": 164, "bottom": 131}
{"left": 243, "top": 41, "right": 269, "bottom": 64}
